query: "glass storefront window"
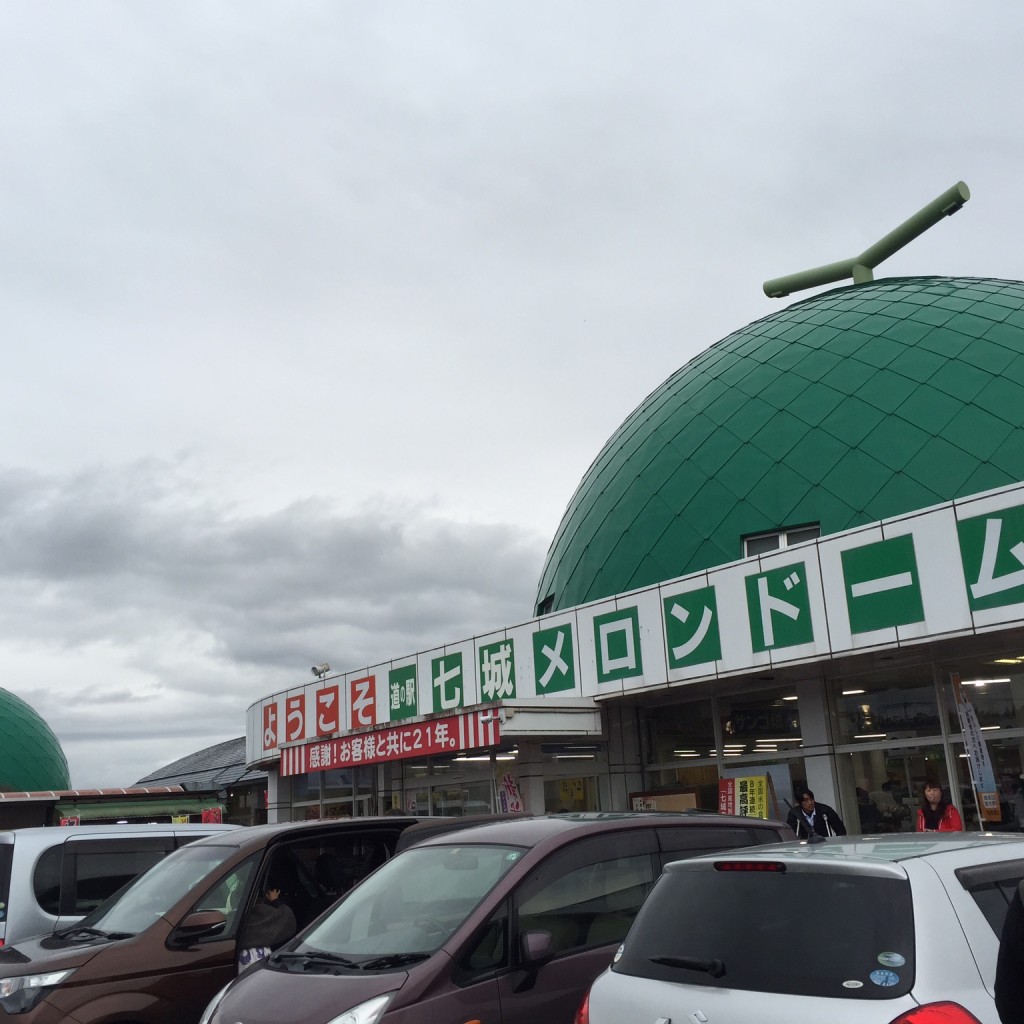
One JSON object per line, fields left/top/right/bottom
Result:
{"left": 397, "top": 750, "right": 520, "bottom": 815}
{"left": 543, "top": 777, "right": 600, "bottom": 813}
{"left": 431, "top": 780, "right": 493, "bottom": 815}
{"left": 289, "top": 772, "right": 320, "bottom": 802}
{"left": 951, "top": 735, "right": 1024, "bottom": 832}
{"left": 646, "top": 699, "right": 716, "bottom": 764}
{"left": 842, "top": 744, "right": 951, "bottom": 834}
{"left": 938, "top": 657, "right": 1024, "bottom": 734}
{"left": 718, "top": 695, "right": 801, "bottom": 759}
{"left": 287, "top": 766, "right": 375, "bottom": 820}
{"left": 831, "top": 665, "right": 940, "bottom": 744}
{"left": 644, "top": 763, "right": 731, "bottom": 812}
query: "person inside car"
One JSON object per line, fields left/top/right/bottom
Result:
{"left": 237, "top": 882, "right": 297, "bottom": 971}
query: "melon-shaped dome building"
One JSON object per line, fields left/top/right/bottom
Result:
{"left": 0, "top": 687, "right": 71, "bottom": 791}
{"left": 537, "top": 276, "right": 1024, "bottom": 613}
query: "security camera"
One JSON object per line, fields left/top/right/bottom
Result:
{"left": 311, "top": 662, "right": 331, "bottom": 678}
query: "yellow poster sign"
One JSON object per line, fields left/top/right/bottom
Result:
{"left": 718, "top": 775, "right": 770, "bottom": 818}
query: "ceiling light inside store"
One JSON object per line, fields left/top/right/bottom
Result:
{"left": 993, "top": 657, "right": 1024, "bottom": 665}
{"left": 842, "top": 689, "right": 866, "bottom": 695}
{"left": 961, "top": 678, "right": 1011, "bottom": 686}
{"left": 981, "top": 726, "right": 1001, "bottom": 731}
{"left": 554, "top": 754, "right": 595, "bottom": 760}
{"left": 782, "top": 695, "right": 798, "bottom": 701}
{"left": 854, "top": 733, "right": 887, "bottom": 739}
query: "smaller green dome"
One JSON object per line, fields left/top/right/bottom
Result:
{"left": 0, "top": 688, "right": 71, "bottom": 791}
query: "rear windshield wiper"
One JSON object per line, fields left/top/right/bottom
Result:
{"left": 269, "top": 950, "right": 361, "bottom": 970}
{"left": 53, "top": 926, "right": 133, "bottom": 942}
{"left": 356, "top": 952, "right": 430, "bottom": 970}
{"left": 649, "top": 955, "right": 726, "bottom": 978}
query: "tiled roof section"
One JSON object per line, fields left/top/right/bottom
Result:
{"left": 0, "top": 688, "right": 71, "bottom": 791}
{"left": 537, "top": 277, "right": 1024, "bottom": 612}
{"left": 135, "top": 736, "right": 264, "bottom": 790}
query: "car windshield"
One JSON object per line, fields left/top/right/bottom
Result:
{"left": 298, "top": 844, "right": 525, "bottom": 960}
{"left": 614, "top": 863, "right": 915, "bottom": 999}
{"left": 75, "top": 843, "right": 240, "bottom": 936}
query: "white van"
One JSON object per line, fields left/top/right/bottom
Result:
{"left": 0, "top": 823, "right": 238, "bottom": 947}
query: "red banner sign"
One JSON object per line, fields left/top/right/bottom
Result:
{"left": 279, "top": 709, "right": 500, "bottom": 777}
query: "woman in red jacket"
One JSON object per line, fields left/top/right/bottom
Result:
{"left": 916, "top": 778, "right": 963, "bottom": 832}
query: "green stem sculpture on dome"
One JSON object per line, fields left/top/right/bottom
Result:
{"left": 763, "top": 181, "right": 971, "bottom": 298}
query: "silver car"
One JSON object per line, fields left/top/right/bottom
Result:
{"left": 580, "top": 833, "right": 1024, "bottom": 1024}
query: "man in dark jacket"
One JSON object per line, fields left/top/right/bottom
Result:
{"left": 996, "top": 880, "right": 1024, "bottom": 1024}
{"left": 787, "top": 788, "right": 847, "bottom": 839}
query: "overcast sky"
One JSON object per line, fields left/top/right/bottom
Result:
{"left": 2, "top": 2, "right": 1022, "bottom": 788}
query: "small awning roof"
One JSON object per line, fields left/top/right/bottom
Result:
{"left": 52, "top": 797, "right": 222, "bottom": 820}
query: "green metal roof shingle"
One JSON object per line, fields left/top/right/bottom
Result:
{"left": 536, "top": 276, "right": 1024, "bottom": 613}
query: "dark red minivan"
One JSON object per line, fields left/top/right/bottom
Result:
{"left": 202, "top": 812, "right": 791, "bottom": 1024}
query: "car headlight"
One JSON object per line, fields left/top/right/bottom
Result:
{"left": 327, "top": 992, "right": 396, "bottom": 1024}
{"left": 0, "top": 969, "right": 76, "bottom": 1014}
{"left": 197, "top": 981, "right": 232, "bottom": 1024}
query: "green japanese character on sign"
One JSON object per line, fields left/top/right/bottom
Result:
{"left": 663, "top": 586, "right": 721, "bottom": 668}
{"left": 388, "top": 665, "right": 418, "bottom": 721}
{"left": 745, "top": 562, "right": 813, "bottom": 652}
{"left": 431, "top": 653, "right": 464, "bottom": 711}
{"left": 480, "top": 639, "right": 516, "bottom": 700}
{"left": 841, "top": 535, "right": 924, "bottom": 633}
{"left": 532, "top": 624, "right": 576, "bottom": 693}
{"left": 958, "top": 503, "right": 1024, "bottom": 611}
{"left": 593, "top": 607, "right": 643, "bottom": 683}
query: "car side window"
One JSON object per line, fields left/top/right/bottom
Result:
{"left": 189, "top": 855, "right": 259, "bottom": 940}
{"left": 514, "top": 832, "right": 657, "bottom": 958}
{"left": 33, "top": 839, "right": 174, "bottom": 917}
{"left": 957, "top": 860, "right": 1024, "bottom": 935}
{"left": 454, "top": 904, "right": 509, "bottom": 984}
{"left": 32, "top": 846, "right": 62, "bottom": 915}
{"left": 255, "top": 831, "right": 398, "bottom": 933}
{"left": 67, "top": 842, "right": 172, "bottom": 915}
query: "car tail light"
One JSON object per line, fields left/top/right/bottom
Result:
{"left": 573, "top": 990, "right": 590, "bottom": 1024}
{"left": 714, "top": 861, "right": 786, "bottom": 872}
{"left": 887, "top": 1002, "right": 982, "bottom": 1024}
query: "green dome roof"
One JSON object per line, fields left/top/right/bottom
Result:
{"left": 0, "top": 688, "right": 70, "bottom": 791}
{"left": 537, "top": 276, "right": 1024, "bottom": 613}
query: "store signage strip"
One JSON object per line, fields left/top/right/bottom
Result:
{"left": 248, "top": 482, "right": 1024, "bottom": 766}
{"left": 278, "top": 710, "right": 501, "bottom": 777}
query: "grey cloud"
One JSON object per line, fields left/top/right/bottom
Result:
{"left": 0, "top": 458, "right": 546, "bottom": 665}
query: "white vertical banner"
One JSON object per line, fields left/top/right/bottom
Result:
{"left": 951, "top": 672, "right": 1001, "bottom": 824}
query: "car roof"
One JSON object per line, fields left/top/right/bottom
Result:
{"left": 668, "top": 830, "right": 1024, "bottom": 869}
{"left": 407, "top": 811, "right": 790, "bottom": 849}
{"left": 394, "top": 812, "right": 530, "bottom": 851}
{"left": 184, "top": 815, "right": 425, "bottom": 852}
{"left": 0, "top": 822, "right": 239, "bottom": 843}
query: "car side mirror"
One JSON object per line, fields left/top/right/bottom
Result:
{"left": 520, "top": 929, "right": 555, "bottom": 966}
{"left": 170, "top": 910, "right": 227, "bottom": 946}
